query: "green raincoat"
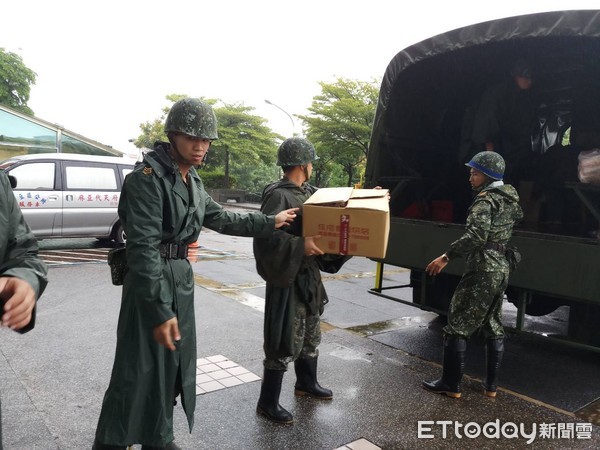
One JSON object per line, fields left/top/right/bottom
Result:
{"left": 95, "top": 143, "right": 275, "bottom": 447}
{"left": 0, "top": 171, "right": 48, "bottom": 444}
{"left": 253, "top": 179, "right": 347, "bottom": 366}
{"left": 0, "top": 171, "right": 47, "bottom": 329}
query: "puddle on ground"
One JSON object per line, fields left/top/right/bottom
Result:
{"left": 347, "top": 313, "right": 439, "bottom": 336}
{"left": 328, "top": 344, "right": 372, "bottom": 363}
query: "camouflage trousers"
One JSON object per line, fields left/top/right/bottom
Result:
{"left": 264, "top": 300, "right": 321, "bottom": 371}
{"left": 443, "top": 271, "right": 509, "bottom": 339}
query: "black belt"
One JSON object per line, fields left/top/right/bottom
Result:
{"left": 484, "top": 242, "right": 506, "bottom": 253}
{"left": 159, "top": 243, "right": 189, "bottom": 259}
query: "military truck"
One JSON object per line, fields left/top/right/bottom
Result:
{"left": 365, "top": 10, "right": 600, "bottom": 350}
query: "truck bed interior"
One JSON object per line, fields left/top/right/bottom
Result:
{"left": 367, "top": 10, "right": 600, "bottom": 241}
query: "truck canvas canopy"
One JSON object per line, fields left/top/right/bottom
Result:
{"left": 368, "top": 9, "right": 600, "bottom": 227}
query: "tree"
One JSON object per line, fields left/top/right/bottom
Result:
{"left": 134, "top": 95, "right": 281, "bottom": 190}
{"left": 209, "top": 103, "right": 282, "bottom": 189}
{"left": 298, "top": 78, "right": 379, "bottom": 186}
{"left": 0, "top": 48, "right": 37, "bottom": 115}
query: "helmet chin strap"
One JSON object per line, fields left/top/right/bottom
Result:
{"left": 167, "top": 138, "right": 182, "bottom": 162}
{"left": 167, "top": 135, "right": 189, "bottom": 171}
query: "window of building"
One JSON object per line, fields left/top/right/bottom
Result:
{"left": 0, "top": 110, "right": 58, "bottom": 158}
{"left": 62, "top": 134, "right": 116, "bottom": 156}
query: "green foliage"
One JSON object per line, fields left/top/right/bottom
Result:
{"left": 0, "top": 48, "right": 37, "bottom": 115}
{"left": 207, "top": 102, "right": 282, "bottom": 189}
{"left": 198, "top": 169, "right": 236, "bottom": 189}
{"left": 232, "top": 163, "right": 280, "bottom": 195}
{"left": 298, "top": 77, "right": 379, "bottom": 187}
{"left": 136, "top": 118, "right": 166, "bottom": 149}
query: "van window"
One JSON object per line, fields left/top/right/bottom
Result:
{"left": 65, "top": 166, "right": 117, "bottom": 190}
{"left": 9, "top": 162, "right": 55, "bottom": 189}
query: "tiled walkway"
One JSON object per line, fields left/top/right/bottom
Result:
{"left": 196, "top": 355, "right": 261, "bottom": 395}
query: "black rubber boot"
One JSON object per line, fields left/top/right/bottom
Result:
{"left": 256, "top": 369, "right": 293, "bottom": 424}
{"left": 422, "top": 336, "right": 467, "bottom": 399}
{"left": 483, "top": 337, "right": 504, "bottom": 397}
{"left": 294, "top": 357, "right": 333, "bottom": 400}
{"left": 92, "top": 439, "right": 126, "bottom": 450}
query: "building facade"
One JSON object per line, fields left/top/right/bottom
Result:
{"left": 0, "top": 104, "right": 122, "bottom": 160}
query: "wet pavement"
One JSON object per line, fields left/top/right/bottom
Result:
{"left": 1, "top": 219, "right": 599, "bottom": 448}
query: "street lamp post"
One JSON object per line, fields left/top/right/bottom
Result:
{"left": 264, "top": 99, "right": 296, "bottom": 137}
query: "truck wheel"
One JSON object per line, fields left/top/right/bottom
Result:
{"left": 112, "top": 223, "right": 126, "bottom": 245}
{"left": 568, "top": 303, "right": 600, "bottom": 346}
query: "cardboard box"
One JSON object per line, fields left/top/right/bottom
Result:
{"left": 303, "top": 187, "right": 390, "bottom": 258}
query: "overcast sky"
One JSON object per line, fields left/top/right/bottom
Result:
{"left": 2, "top": 1, "right": 599, "bottom": 156}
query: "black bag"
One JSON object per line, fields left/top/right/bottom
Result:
{"left": 505, "top": 246, "right": 522, "bottom": 273}
{"left": 107, "top": 247, "right": 128, "bottom": 286}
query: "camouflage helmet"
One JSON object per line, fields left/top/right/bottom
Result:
{"left": 276, "top": 137, "right": 319, "bottom": 166}
{"left": 465, "top": 151, "right": 505, "bottom": 180}
{"left": 164, "top": 98, "right": 218, "bottom": 140}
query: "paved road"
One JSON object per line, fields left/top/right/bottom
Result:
{"left": 2, "top": 218, "right": 596, "bottom": 448}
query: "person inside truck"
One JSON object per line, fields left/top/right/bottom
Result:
{"left": 422, "top": 151, "right": 523, "bottom": 399}
{"left": 464, "top": 59, "right": 536, "bottom": 188}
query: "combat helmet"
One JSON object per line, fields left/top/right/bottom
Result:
{"left": 276, "top": 137, "right": 319, "bottom": 166}
{"left": 510, "top": 59, "right": 534, "bottom": 79}
{"left": 164, "top": 98, "right": 218, "bottom": 140}
{"left": 465, "top": 151, "right": 505, "bottom": 181}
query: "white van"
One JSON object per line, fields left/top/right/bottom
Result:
{"left": 0, "top": 153, "right": 136, "bottom": 243}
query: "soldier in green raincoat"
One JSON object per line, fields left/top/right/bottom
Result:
{"left": 422, "top": 151, "right": 523, "bottom": 399}
{"left": 0, "top": 171, "right": 48, "bottom": 446}
{"left": 93, "top": 98, "right": 298, "bottom": 449}
{"left": 253, "top": 137, "right": 347, "bottom": 424}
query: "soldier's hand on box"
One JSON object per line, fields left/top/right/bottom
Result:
{"left": 374, "top": 186, "right": 391, "bottom": 201}
{"left": 275, "top": 208, "right": 299, "bottom": 229}
{"left": 0, "top": 277, "right": 35, "bottom": 330}
{"left": 426, "top": 255, "right": 448, "bottom": 276}
{"left": 153, "top": 317, "right": 181, "bottom": 351}
{"left": 305, "top": 236, "right": 324, "bottom": 256}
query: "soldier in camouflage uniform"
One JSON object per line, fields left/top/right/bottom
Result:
{"left": 422, "top": 151, "right": 523, "bottom": 399}
{"left": 253, "top": 137, "right": 345, "bottom": 424}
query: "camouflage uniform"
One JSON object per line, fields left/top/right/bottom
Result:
{"left": 423, "top": 151, "right": 523, "bottom": 399}
{"left": 444, "top": 152, "right": 523, "bottom": 339}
